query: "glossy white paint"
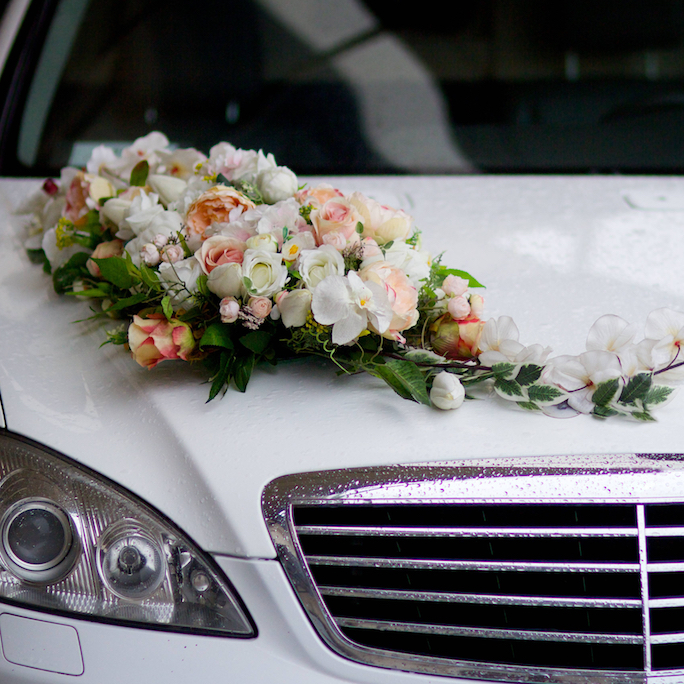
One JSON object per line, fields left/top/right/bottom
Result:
{"left": 1, "top": 176, "right": 684, "bottom": 560}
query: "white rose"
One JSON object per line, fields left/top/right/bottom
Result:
{"left": 276, "top": 289, "right": 312, "bottom": 328}
{"left": 246, "top": 233, "right": 278, "bottom": 253}
{"left": 257, "top": 166, "right": 298, "bottom": 204}
{"left": 148, "top": 174, "right": 188, "bottom": 206}
{"left": 242, "top": 249, "right": 288, "bottom": 297}
{"left": 298, "top": 245, "right": 345, "bottom": 289}
{"left": 158, "top": 257, "right": 202, "bottom": 310}
{"left": 207, "top": 262, "right": 244, "bottom": 299}
{"left": 430, "top": 372, "right": 465, "bottom": 410}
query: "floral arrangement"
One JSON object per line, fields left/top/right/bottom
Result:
{"left": 18, "top": 132, "right": 684, "bottom": 420}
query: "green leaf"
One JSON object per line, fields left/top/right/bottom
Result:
{"left": 200, "top": 323, "right": 234, "bottom": 350}
{"left": 103, "top": 292, "right": 149, "bottom": 311}
{"left": 233, "top": 353, "right": 255, "bottom": 392}
{"left": 632, "top": 410, "right": 657, "bottom": 422}
{"left": 64, "top": 288, "right": 108, "bottom": 298}
{"left": 130, "top": 160, "right": 149, "bottom": 187}
{"left": 383, "top": 240, "right": 394, "bottom": 250}
{"left": 527, "top": 384, "right": 564, "bottom": 403}
{"left": 516, "top": 364, "right": 542, "bottom": 387}
{"left": 243, "top": 276, "right": 256, "bottom": 295}
{"left": 592, "top": 378, "right": 620, "bottom": 406}
{"left": 161, "top": 296, "right": 173, "bottom": 321}
{"left": 355, "top": 221, "right": 364, "bottom": 234}
{"left": 518, "top": 401, "right": 542, "bottom": 411}
{"left": 27, "top": 248, "right": 47, "bottom": 265}
{"left": 618, "top": 373, "right": 652, "bottom": 405}
{"left": 492, "top": 362, "right": 515, "bottom": 380}
{"left": 373, "top": 359, "right": 431, "bottom": 405}
{"left": 52, "top": 252, "right": 90, "bottom": 294}
{"left": 139, "top": 263, "right": 161, "bottom": 290}
{"left": 196, "top": 274, "right": 209, "bottom": 297}
{"left": 207, "top": 350, "right": 232, "bottom": 402}
{"left": 592, "top": 405, "right": 621, "bottom": 418}
{"left": 239, "top": 330, "right": 272, "bottom": 354}
{"left": 404, "top": 349, "right": 447, "bottom": 365}
{"left": 645, "top": 385, "right": 675, "bottom": 406}
{"left": 92, "top": 256, "right": 135, "bottom": 289}
{"left": 494, "top": 377, "right": 524, "bottom": 397}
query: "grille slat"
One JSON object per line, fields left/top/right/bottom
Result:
{"left": 307, "top": 555, "right": 640, "bottom": 573}
{"left": 336, "top": 617, "right": 644, "bottom": 644}
{"left": 320, "top": 585, "right": 642, "bottom": 608}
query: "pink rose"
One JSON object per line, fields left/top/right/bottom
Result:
{"left": 219, "top": 297, "right": 240, "bottom": 323}
{"left": 311, "top": 198, "right": 361, "bottom": 247}
{"left": 359, "top": 261, "right": 419, "bottom": 342}
{"left": 248, "top": 296, "right": 272, "bottom": 319}
{"left": 64, "top": 172, "right": 90, "bottom": 222}
{"left": 430, "top": 313, "right": 485, "bottom": 360}
{"left": 185, "top": 185, "right": 256, "bottom": 240}
{"left": 86, "top": 239, "right": 124, "bottom": 277}
{"left": 442, "top": 275, "right": 469, "bottom": 297}
{"left": 447, "top": 295, "right": 471, "bottom": 320}
{"left": 128, "top": 314, "right": 195, "bottom": 369}
{"left": 195, "top": 235, "right": 246, "bottom": 275}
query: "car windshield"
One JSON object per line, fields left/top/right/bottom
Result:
{"left": 5, "top": 0, "right": 684, "bottom": 175}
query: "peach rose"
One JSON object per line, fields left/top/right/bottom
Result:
{"left": 295, "top": 183, "right": 343, "bottom": 209}
{"left": 195, "top": 235, "right": 246, "bottom": 275}
{"left": 86, "top": 239, "right": 124, "bottom": 277}
{"left": 430, "top": 313, "right": 485, "bottom": 360}
{"left": 359, "top": 261, "right": 419, "bottom": 342}
{"left": 185, "top": 186, "right": 256, "bottom": 240}
{"left": 248, "top": 296, "right": 272, "bottom": 319}
{"left": 128, "top": 314, "right": 194, "bottom": 369}
{"left": 311, "top": 198, "right": 361, "bottom": 247}
{"left": 349, "top": 192, "right": 412, "bottom": 245}
{"left": 64, "top": 172, "right": 90, "bottom": 222}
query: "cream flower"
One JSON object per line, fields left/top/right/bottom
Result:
{"left": 430, "top": 372, "right": 465, "bottom": 410}
{"left": 299, "top": 245, "right": 345, "bottom": 289}
{"left": 241, "top": 249, "right": 288, "bottom": 297}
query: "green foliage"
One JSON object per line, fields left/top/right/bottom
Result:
{"left": 52, "top": 252, "right": 90, "bottom": 294}
{"left": 619, "top": 373, "right": 652, "bottom": 404}
{"left": 645, "top": 385, "right": 674, "bottom": 405}
{"left": 371, "top": 359, "right": 431, "bottom": 405}
{"left": 130, "top": 160, "right": 149, "bottom": 187}
{"left": 516, "top": 364, "right": 542, "bottom": 387}
{"left": 200, "top": 323, "right": 234, "bottom": 350}
{"left": 592, "top": 378, "right": 620, "bottom": 407}
{"left": 239, "top": 330, "right": 272, "bottom": 354}
{"left": 92, "top": 256, "right": 134, "bottom": 289}
{"left": 161, "top": 296, "right": 173, "bottom": 321}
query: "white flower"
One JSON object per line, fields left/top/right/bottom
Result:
{"left": 124, "top": 211, "right": 183, "bottom": 266}
{"left": 543, "top": 351, "right": 623, "bottom": 413}
{"left": 140, "top": 243, "right": 160, "bottom": 266}
{"left": 148, "top": 174, "right": 187, "bottom": 206}
{"left": 158, "top": 257, "right": 202, "bottom": 310}
{"left": 282, "top": 233, "right": 316, "bottom": 262}
{"left": 242, "top": 249, "right": 288, "bottom": 297}
{"left": 101, "top": 197, "right": 133, "bottom": 230}
{"left": 106, "top": 132, "right": 170, "bottom": 178}
{"left": 311, "top": 271, "right": 393, "bottom": 345}
{"left": 86, "top": 145, "right": 118, "bottom": 175}
{"left": 276, "top": 289, "right": 312, "bottom": 328}
{"left": 219, "top": 297, "right": 240, "bottom": 323}
{"left": 255, "top": 198, "right": 308, "bottom": 240}
{"left": 156, "top": 148, "right": 206, "bottom": 180}
{"left": 478, "top": 316, "right": 523, "bottom": 363}
{"left": 41, "top": 227, "right": 90, "bottom": 269}
{"left": 119, "top": 191, "right": 163, "bottom": 238}
{"left": 246, "top": 233, "right": 278, "bottom": 253}
{"left": 257, "top": 166, "right": 298, "bottom": 204}
{"left": 586, "top": 314, "right": 638, "bottom": 352}
{"left": 642, "top": 308, "right": 684, "bottom": 381}
{"left": 361, "top": 241, "right": 430, "bottom": 289}
{"left": 207, "top": 262, "right": 244, "bottom": 299}
{"left": 299, "top": 245, "right": 345, "bottom": 289}
{"left": 430, "top": 372, "right": 465, "bottom": 410}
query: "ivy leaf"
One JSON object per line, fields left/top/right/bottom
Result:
{"left": 130, "top": 160, "right": 149, "bottom": 187}
{"left": 516, "top": 364, "right": 542, "bottom": 387}
{"left": 92, "top": 256, "right": 134, "bottom": 289}
{"left": 593, "top": 405, "right": 620, "bottom": 418}
{"left": 518, "top": 401, "right": 542, "bottom": 411}
{"left": 645, "top": 385, "right": 675, "bottom": 406}
{"left": 494, "top": 377, "right": 524, "bottom": 397}
{"left": 492, "top": 362, "right": 515, "bottom": 380}
{"left": 233, "top": 353, "right": 255, "bottom": 392}
{"left": 200, "top": 323, "right": 234, "bottom": 350}
{"left": 632, "top": 410, "right": 657, "bottom": 422}
{"left": 161, "top": 296, "right": 173, "bottom": 321}
{"left": 527, "top": 384, "right": 564, "bottom": 403}
{"left": 372, "top": 359, "right": 431, "bottom": 405}
{"left": 239, "top": 330, "right": 272, "bottom": 354}
{"left": 618, "top": 373, "right": 652, "bottom": 405}
{"left": 592, "top": 378, "right": 620, "bottom": 406}
{"left": 207, "top": 350, "right": 232, "bottom": 402}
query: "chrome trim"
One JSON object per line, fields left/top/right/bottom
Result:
{"left": 320, "top": 586, "right": 642, "bottom": 608}
{"left": 307, "top": 555, "right": 641, "bottom": 573}
{"left": 263, "top": 454, "right": 684, "bottom": 684}
{"left": 638, "top": 505, "right": 652, "bottom": 672}
{"left": 336, "top": 617, "right": 643, "bottom": 644}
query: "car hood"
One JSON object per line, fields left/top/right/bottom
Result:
{"left": 1, "top": 175, "right": 684, "bottom": 559}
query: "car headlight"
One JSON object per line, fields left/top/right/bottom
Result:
{"left": 0, "top": 431, "right": 255, "bottom": 637}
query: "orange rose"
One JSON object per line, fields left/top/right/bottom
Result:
{"left": 185, "top": 185, "right": 255, "bottom": 239}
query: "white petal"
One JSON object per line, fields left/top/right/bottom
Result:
{"left": 332, "top": 310, "right": 367, "bottom": 345}
{"left": 645, "top": 308, "right": 684, "bottom": 341}
{"left": 311, "top": 275, "right": 351, "bottom": 325}
{"left": 586, "top": 314, "right": 637, "bottom": 352}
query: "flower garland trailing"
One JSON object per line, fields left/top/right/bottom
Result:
{"left": 18, "top": 132, "right": 684, "bottom": 420}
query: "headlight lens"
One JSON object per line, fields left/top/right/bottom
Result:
{"left": 0, "top": 432, "right": 254, "bottom": 637}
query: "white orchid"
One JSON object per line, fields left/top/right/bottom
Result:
{"left": 312, "top": 272, "right": 393, "bottom": 345}
{"left": 641, "top": 308, "right": 684, "bottom": 381}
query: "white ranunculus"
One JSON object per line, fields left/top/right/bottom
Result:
{"left": 158, "top": 257, "right": 202, "bottom": 310}
{"left": 148, "top": 174, "right": 188, "bottom": 206}
{"left": 299, "top": 245, "right": 345, "bottom": 290}
{"left": 257, "top": 166, "right": 298, "bottom": 204}
{"left": 430, "top": 372, "right": 465, "bottom": 410}
{"left": 120, "top": 191, "right": 163, "bottom": 237}
{"left": 276, "top": 289, "right": 312, "bottom": 328}
{"left": 207, "top": 262, "right": 244, "bottom": 299}
{"left": 242, "top": 249, "right": 288, "bottom": 297}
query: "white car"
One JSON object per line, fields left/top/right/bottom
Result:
{"left": 1, "top": 2, "right": 684, "bottom": 684}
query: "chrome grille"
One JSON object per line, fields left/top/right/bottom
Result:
{"left": 263, "top": 456, "right": 684, "bottom": 683}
